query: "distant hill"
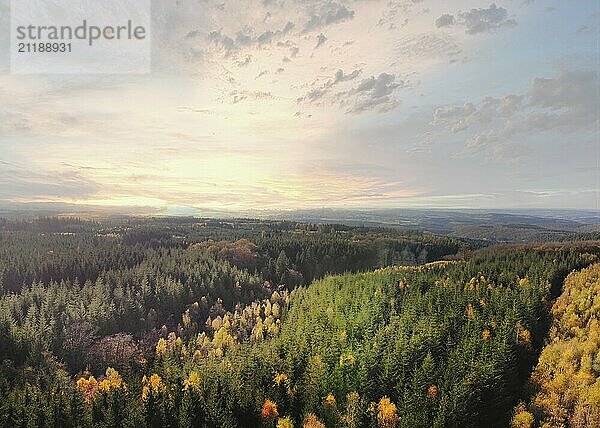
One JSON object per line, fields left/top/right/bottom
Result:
{"left": 259, "top": 208, "right": 600, "bottom": 243}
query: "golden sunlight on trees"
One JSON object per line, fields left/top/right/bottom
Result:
{"left": 274, "top": 373, "right": 289, "bottom": 387}
{"left": 182, "top": 370, "right": 202, "bottom": 393}
{"left": 303, "top": 413, "right": 325, "bottom": 428}
{"left": 155, "top": 337, "right": 167, "bottom": 355}
{"left": 377, "top": 397, "right": 400, "bottom": 428}
{"left": 324, "top": 393, "right": 337, "bottom": 408}
{"left": 77, "top": 367, "right": 125, "bottom": 403}
{"left": 76, "top": 374, "right": 99, "bottom": 404}
{"left": 514, "top": 264, "right": 600, "bottom": 428}
{"left": 466, "top": 303, "right": 476, "bottom": 319}
{"left": 141, "top": 373, "right": 166, "bottom": 400}
{"left": 98, "top": 367, "right": 124, "bottom": 392}
{"left": 511, "top": 402, "right": 534, "bottom": 428}
{"left": 277, "top": 417, "right": 295, "bottom": 428}
{"left": 262, "top": 399, "right": 279, "bottom": 421}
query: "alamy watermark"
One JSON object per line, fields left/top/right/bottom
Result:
{"left": 10, "top": 0, "right": 151, "bottom": 74}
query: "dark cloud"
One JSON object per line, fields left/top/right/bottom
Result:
{"left": 275, "top": 40, "right": 300, "bottom": 58}
{"left": 186, "top": 30, "right": 201, "bottom": 39}
{"left": 303, "top": 1, "right": 355, "bottom": 33}
{"left": 315, "top": 33, "right": 328, "bottom": 48}
{"left": 208, "top": 21, "right": 295, "bottom": 53}
{"left": 208, "top": 30, "right": 235, "bottom": 50}
{"left": 298, "top": 68, "right": 362, "bottom": 103}
{"left": 298, "top": 70, "right": 404, "bottom": 113}
{"left": 435, "top": 14, "right": 454, "bottom": 28}
{"left": 334, "top": 69, "right": 361, "bottom": 83}
{"left": 304, "top": 87, "right": 327, "bottom": 102}
{"left": 346, "top": 73, "right": 403, "bottom": 113}
{"left": 436, "top": 3, "right": 516, "bottom": 34}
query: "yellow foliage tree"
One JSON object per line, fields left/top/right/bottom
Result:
{"left": 277, "top": 417, "right": 294, "bottom": 428}
{"left": 98, "top": 367, "right": 125, "bottom": 393}
{"left": 303, "top": 413, "right": 325, "bottom": 428}
{"left": 142, "top": 373, "right": 166, "bottom": 400}
{"left": 76, "top": 374, "right": 99, "bottom": 404}
{"left": 262, "top": 399, "right": 279, "bottom": 421}
{"left": 515, "top": 264, "right": 600, "bottom": 428}
{"left": 377, "top": 397, "right": 400, "bottom": 428}
{"left": 182, "top": 370, "right": 201, "bottom": 393}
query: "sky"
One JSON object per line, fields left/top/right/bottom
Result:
{"left": 0, "top": 0, "right": 598, "bottom": 214}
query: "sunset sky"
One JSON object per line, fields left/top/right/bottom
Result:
{"left": 0, "top": 0, "right": 598, "bottom": 214}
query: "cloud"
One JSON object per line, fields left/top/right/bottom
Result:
{"left": 377, "top": 0, "right": 425, "bottom": 30}
{"left": 345, "top": 73, "right": 404, "bottom": 114}
{"left": 436, "top": 3, "right": 516, "bottom": 34}
{"left": 315, "top": 33, "right": 328, "bottom": 48}
{"left": 0, "top": 161, "right": 101, "bottom": 201}
{"left": 303, "top": 1, "right": 355, "bottom": 33}
{"left": 428, "top": 69, "right": 599, "bottom": 155}
{"left": 207, "top": 30, "right": 235, "bottom": 50}
{"left": 298, "top": 69, "right": 404, "bottom": 114}
{"left": 236, "top": 55, "right": 252, "bottom": 67}
{"left": 208, "top": 20, "right": 295, "bottom": 53}
{"left": 432, "top": 95, "right": 523, "bottom": 132}
{"left": 529, "top": 70, "right": 598, "bottom": 115}
{"left": 435, "top": 14, "right": 455, "bottom": 28}
{"left": 394, "top": 33, "right": 461, "bottom": 60}
{"left": 229, "top": 90, "right": 273, "bottom": 104}
{"left": 459, "top": 3, "right": 516, "bottom": 34}
{"left": 298, "top": 68, "right": 362, "bottom": 103}
{"left": 334, "top": 69, "right": 362, "bottom": 83}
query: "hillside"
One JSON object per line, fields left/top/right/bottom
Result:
{"left": 513, "top": 264, "right": 600, "bottom": 428}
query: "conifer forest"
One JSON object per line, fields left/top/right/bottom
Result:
{"left": 0, "top": 217, "right": 598, "bottom": 427}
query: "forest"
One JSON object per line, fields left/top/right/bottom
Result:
{"left": 0, "top": 216, "right": 598, "bottom": 427}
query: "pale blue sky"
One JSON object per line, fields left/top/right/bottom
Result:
{"left": 0, "top": 0, "right": 598, "bottom": 213}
